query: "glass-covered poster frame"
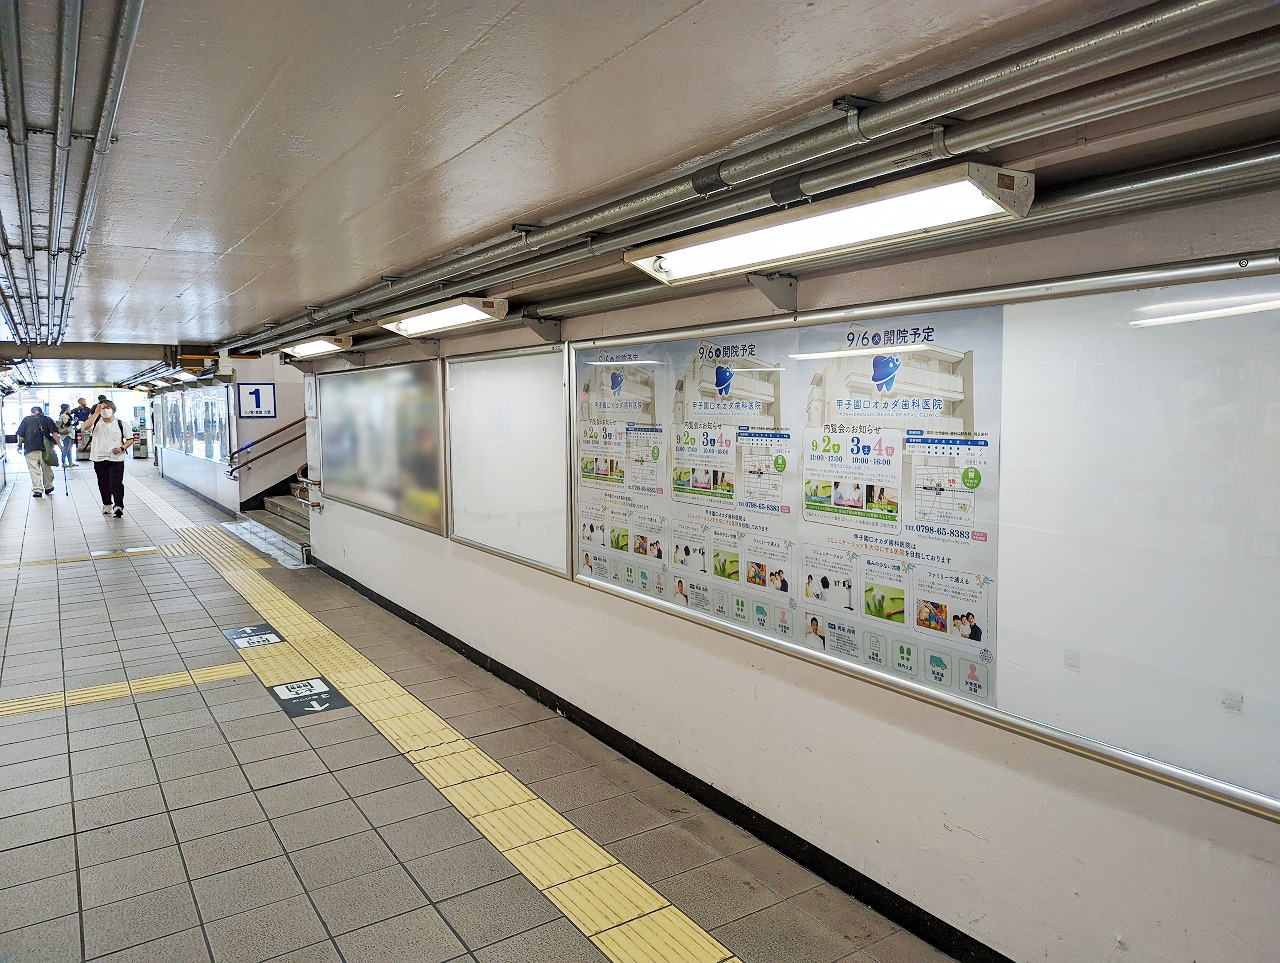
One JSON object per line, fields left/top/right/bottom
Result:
{"left": 572, "top": 308, "right": 1003, "bottom": 705}
{"left": 162, "top": 393, "right": 186, "bottom": 453}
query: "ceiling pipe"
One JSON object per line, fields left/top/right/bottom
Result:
{"left": 523, "top": 140, "right": 1280, "bottom": 320}
{"left": 0, "top": 236, "right": 28, "bottom": 341}
{"left": 244, "top": 29, "right": 1280, "bottom": 354}
{"left": 49, "top": 0, "right": 83, "bottom": 347}
{"left": 224, "top": 0, "right": 1275, "bottom": 352}
{"left": 55, "top": 0, "right": 145, "bottom": 346}
{"left": 0, "top": 2, "right": 42, "bottom": 342}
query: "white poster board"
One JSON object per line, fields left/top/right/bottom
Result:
{"left": 573, "top": 309, "right": 1003, "bottom": 702}
{"left": 447, "top": 348, "right": 568, "bottom": 573}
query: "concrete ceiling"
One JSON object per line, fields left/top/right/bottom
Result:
{"left": 1, "top": 0, "right": 1275, "bottom": 383}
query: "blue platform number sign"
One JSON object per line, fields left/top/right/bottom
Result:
{"left": 238, "top": 383, "right": 277, "bottom": 419}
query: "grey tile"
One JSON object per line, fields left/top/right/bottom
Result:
{"left": 0, "top": 778, "right": 72, "bottom": 819}
{"left": 314, "top": 733, "right": 399, "bottom": 771}
{"left": 145, "top": 724, "right": 228, "bottom": 759}
{"left": 69, "top": 719, "right": 145, "bottom": 752}
{"left": 255, "top": 773, "right": 347, "bottom": 818}
{"left": 0, "top": 716, "right": 65, "bottom": 744}
{"left": 655, "top": 857, "right": 782, "bottom": 928}
{"left": 593, "top": 756, "right": 663, "bottom": 793}
{"left": 0, "top": 733, "right": 66, "bottom": 768}
{"left": 170, "top": 792, "right": 266, "bottom": 842}
{"left": 605, "top": 821, "right": 721, "bottom": 883}
{"left": 678, "top": 811, "right": 758, "bottom": 856}
{"left": 81, "top": 883, "right": 200, "bottom": 959}
{"left": 472, "top": 918, "right": 608, "bottom": 963}
{"left": 271, "top": 799, "right": 371, "bottom": 852}
{"left": 531, "top": 766, "right": 626, "bottom": 813}
{"left": 332, "top": 755, "right": 421, "bottom": 797}
{"left": 469, "top": 725, "right": 556, "bottom": 761}
{"left": 729, "top": 844, "right": 823, "bottom": 899}
{"left": 161, "top": 767, "right": 252, "bottom": 810}
{"left": 351, "top": 779, "right": 448, "bottom": 827}
{"left": 0, "top": 755, "right": 69, "bottom": 791}
{"left": 141, "top": 706, "right": 218, "bottom": 736}
{"left": 791, "top": 884, "right": 900, "bottom": 948}
{"left": 0, "top": 804, "right": 74, "bottom": 850}
{"left": 299, "top": 715, "right": 379, "bottom": 749}
{"left": 438, "top": 875, "right": 561, "bottom": 951}
{"left": 202, "top": 893, "right": 328, "bottom": 963}
{"left": 267, "top": 940, "right": 343, "bottom": 962}
{"left": 381, "top": 806, "right": 481, "bottom": 862}
{"left": 180, "top": 821, "right": 284, "bottom": 879}
{"left": 0, "top": 913, "right": 81, "bottom": 963}
{"left": 209, "top": 696, "right": 280, "bottom": 724}
{"left": 855, "top": 929, "right": 952, "bottom": 962}
{"left": 712, "top": 899, "right": 857, "bottom": 963}
{"left": 92, "top": 926, "right": 211, "bottom": 962}
{"left": 75, "top": 785, "right": 166, "bottom": 831}
{"left": 631, "top": 782, "right": 705, "bottom": 821}
{"left": 78, "top": 812, "right": 177, "bottom": 867}
{"left": 310, "top": 863, "right": 428, "bottom": 936}
{"left": 70, "top": 739, "right": 151, "bottom": 777}
{"left": 503, "top": 744, "right": 593, "bottom": 784}
{"left": 403, "top": 677, "right": 473, "bottom": 702}
{"left": 527, "top": 716, "right": 586, "bottom": 745}
{"left": 449, "top": 707, "right": 522, "bottom": 738}
{"left": 406, "top": 837, "right": 518, "bottom": 901}
{"left": 241, "top": 749, "right": 328, "bottom": 790}
{"left": 80, "top": 844, "right": 189, "bottom": 909}
{"left": 192, "top": 854, "right": 303, "bottom": 922}
{"left": 229, "top": 729, "right": 310, "bottom": 765}
{"left": 564, "top": 794, "right": 669, "bottom": 845}
{"left": 560, "top": 735, "right": 622, "bottom": 767}
{"left": 153, "top": 743, "right": 239, "bottom": 782}
{"left": 291, "top": 829, "right": 396, "bottom": 890}
{"left": 336, "top": 904, "right": 465, "bottom": 963}
{"left": 67, "top": 704, "right": 139, "bottom": 731}
{"left": 500, "top": 700, "right": 557, "bottom": 725}
{"left": 0, "top": 835, "right": 77, "bottom": 888}
{"left": 0, "top": 871, "right": 79, "bottom": 933}
{"left": 427, "top": 690, "right": 500, "bottom": 719}
{"left": 72, "top": 759, "right": 158, "bottom": 800}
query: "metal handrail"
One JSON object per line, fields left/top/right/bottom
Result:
{"left": 229, "top": 416, "right": 305, "bottom": 462}
{"left": 226, "top": 429, "right": 305, "bottom": 478}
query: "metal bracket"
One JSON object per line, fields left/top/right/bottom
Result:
{"left": 380, "top": 275, "right": 402, "bottom": 284}
{"left": 832, "top": 94, "right": 963, "bottom": 127}
{"left": 404, "top": 338, "right": 440, "bottom": 358}
{"left": 518, "top": 311, "right": 562, "bottom": 343}
{"left": 746, "top": 273, "right": 798, "bottom": 313}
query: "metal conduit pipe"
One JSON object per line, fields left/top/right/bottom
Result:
{"left": 246, "top": 31, "right": 1280, "bottom": 354}
{"left": 55, "top": 0, "right": 144, "bottom": 346}
{"left": 0, "top": 233, "right": 30, "bottom": 341}
{"left": 225, "top": 0, "right": 1272, "bottom": 351}
{"left": 0, "top": 2, "right": 41, "bottom": 342}
{"left": 49, "top": 0, "right": 82, "bottom": 346}
{"left": 524, "top": 140, "right": 1280, "bottom": 320}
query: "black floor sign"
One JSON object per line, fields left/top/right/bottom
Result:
{"left": 222, "top": 623, "right": 283, "bottom": 649}
{"left": 268, "top": 676, "right": 351, "bottom": 717}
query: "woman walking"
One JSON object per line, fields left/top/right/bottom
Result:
{"left": 56, "top": 403, "right": 76, "bottom": 467}
{"left": 83, "top": 400, "right": 135, "bottom": 516}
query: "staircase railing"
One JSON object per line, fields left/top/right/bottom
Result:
{"left": 227, "top": 417, "right": 307, "bottom": 478}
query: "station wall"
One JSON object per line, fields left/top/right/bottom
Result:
{"left": 308, "top": 188, "right": 1280, "bottom": 961}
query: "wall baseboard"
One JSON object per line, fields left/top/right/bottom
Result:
{"left": 151, "top": 471, "right": 236, "bottom": 517}
{"left": 313, "top": 555, "right": 1010, "bottom": 963}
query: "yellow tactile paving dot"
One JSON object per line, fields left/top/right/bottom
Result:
{"left": 506, "top": 830, "right": 618, "bottom": 889}
{"left": 591, "top": 906, "right": 734, "bottom": 963}
{"left": 135, "top": 483, "right": 737, "bottom": 963}
{"left": 546, "top": 864, "right": 670, "bottom": 936}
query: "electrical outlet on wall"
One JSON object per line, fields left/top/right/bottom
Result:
{"left": 1221, "top": 689, "right": 1244, "bottom": 712}
{"left": 1063, "top": 650, "right": 1081, "bottom": 672}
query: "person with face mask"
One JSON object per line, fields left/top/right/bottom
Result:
{"left": 83, "top": 400, "right": 135, "bottom": 516}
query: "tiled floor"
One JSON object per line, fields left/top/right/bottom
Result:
{"left": 0, "top": 455, "right": 954, "bottom": 962}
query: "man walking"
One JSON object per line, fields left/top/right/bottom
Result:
{"left": 16, "top": 406, "right": 57, "bottom": 498}
{"left": 71, "top": 396, "right": 93, "bottom": 458}
{"left": 56, "top": 403, "right": 76, "bottom": 467}
{"left": 83, "top": 400, "right": 135, "bottom": 516}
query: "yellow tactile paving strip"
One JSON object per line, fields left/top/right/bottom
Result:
{"left": 150, "top": 497, "right": 738, "bottom": 962}
{"left": 0, "top": 661, "right": 253, "bottom": 718}
{"left": 0, "top": 547, "right": 163, "bottom": 569}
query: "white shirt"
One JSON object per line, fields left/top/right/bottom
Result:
{"left": 89, "top": 416, "right": 131, "bottom": 462}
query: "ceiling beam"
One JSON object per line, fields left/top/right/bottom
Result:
{"left": 0, "top": 342, "right": 214, "bottom": 361}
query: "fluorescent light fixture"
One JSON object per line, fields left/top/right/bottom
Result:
{"left": 381, "top": 297, "right": 508, "bottom": 338}
{"left": 1128, "top": 298, "right": 1280, "bottom": 328}
{"left": 626, "top": 163, "right": 1033, "bottom": 285}
{"left": 174, "top": 370, "right": 196, "bottom": 381}
{"left": 1136, "top": 291, "right": 1280, "bottom": 313}
{"left": 789, "top": 344, "right": 936, "bottom": 361}
{"left": 281, "top": 336, "right": 352, "bottom": 358}
{"left": 585, "top": 360, "right": 667, "bottom": 366}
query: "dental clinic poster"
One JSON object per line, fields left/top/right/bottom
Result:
{"left": 574, "top": 308, "right": 1000, "bottom": 702}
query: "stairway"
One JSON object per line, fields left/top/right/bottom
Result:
{"left": 242, "top": 494, "right": 311, "bottom": 564}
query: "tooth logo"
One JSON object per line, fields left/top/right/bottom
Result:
{"left": 871, "top": 354, "right": 901, "bottom": 392}
{"left": 610, "top": 371, "right": 623, "bottom": 396}
{"left": 714, "top": 365, "right": 733, "bottom": 397}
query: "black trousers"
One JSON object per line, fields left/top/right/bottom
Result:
{"left": 93, "top": 460, "right": 125, "bottom": 507}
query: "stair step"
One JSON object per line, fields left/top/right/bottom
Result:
{"left": 263, "top": 494, "right": 309, "bottom": 526}
{"left": 245, "top": 509, "right": 310, "bottom": 545}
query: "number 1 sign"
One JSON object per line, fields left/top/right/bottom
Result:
{"left": 238, "top": 382, "right": 277, "bottom": 418}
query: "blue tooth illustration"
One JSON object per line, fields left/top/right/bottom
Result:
{"left": 715, "top": 364, "right": 733, "bottom": 396}
{"left": 610, "top": 371, "right": 624, "bottom": 396}
{"left": 871, "top": 354, "right": 901, "bottom": 392}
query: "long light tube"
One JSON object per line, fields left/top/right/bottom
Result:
{"left": 381, "top": 297, "right": 508, "bottom": 338}
{"left": 281, "top": 336, "right": 352, "bottom": 358}
{"left": 788, "top": 344, "right": 936, "bottom": 361}
{"left": 626, "top": 163, "right": 1033, "bottom": 286}
{"left": 1128, "top": 298, "right": 1280, "bottom": 327}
